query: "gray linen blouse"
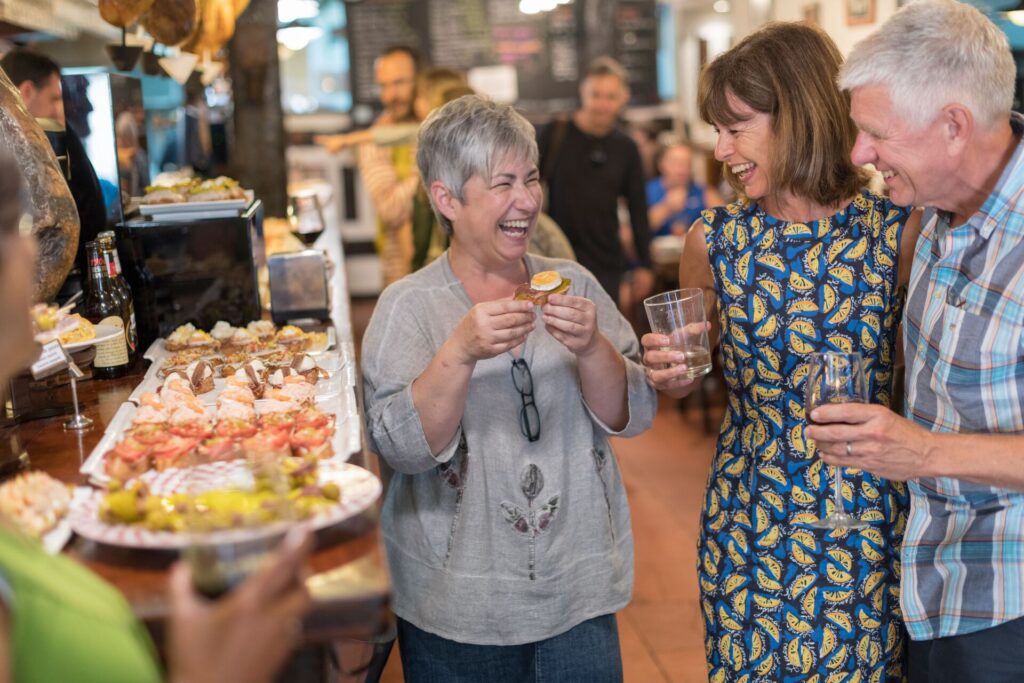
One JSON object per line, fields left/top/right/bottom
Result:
{"left": 362, "top": 252, "right": 657, "bottom": 645}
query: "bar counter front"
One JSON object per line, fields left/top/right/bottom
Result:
{"left": 1, "top": 218, "right": 392, "bottom": 661}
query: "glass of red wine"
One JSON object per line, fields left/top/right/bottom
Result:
{"left": 287, "top": 191, "right": 326, "bottom": 247}
{"left": 804, "top": 351, "right": 869, "bottom": 531}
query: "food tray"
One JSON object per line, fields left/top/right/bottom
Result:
{"left": 138, "top": 190, "right": 254, "bottom": 222}
{"left": 127, "top": 367, "right": 345, "bottom": 406}
{"left": 68, "top": 461, "right": 381, "bottom": 550}
{"left": 62, "top": 324, "right": 124, "bottom": 352}
{"left": 80, "top": 387, "right": 361, "bottom": 486}
{"left": 143, "top": 326, "right": 338, "bottom": 364}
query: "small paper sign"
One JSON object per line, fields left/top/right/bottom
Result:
{"left": 31, "top": 340, "right": 71, "bottom": 379}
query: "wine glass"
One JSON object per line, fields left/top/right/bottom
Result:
{"left": 805, "top": 351, "right": 869, "bottom": 530}
{"left": 287, "top": 192, "right": 326, "bottom": 247}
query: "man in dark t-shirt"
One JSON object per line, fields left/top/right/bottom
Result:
{"left": 538, "top": 57, "right": 651, "bottom": 305}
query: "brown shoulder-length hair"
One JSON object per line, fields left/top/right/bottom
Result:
{"left": 698, "top": 22, "right": 867, "bottom": 208}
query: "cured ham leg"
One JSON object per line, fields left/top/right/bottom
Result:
{"left": 0, "top": 68, "right": 79, "bottom": 302}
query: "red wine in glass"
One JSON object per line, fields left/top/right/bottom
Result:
{"left": 288, "top": 193, "right": 326, "bottom": 246}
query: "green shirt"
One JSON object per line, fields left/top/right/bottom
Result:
{"left": 0, "top": 529, "right": 161, "bottom": 683}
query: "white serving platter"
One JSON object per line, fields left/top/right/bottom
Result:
{"left": 138, "top": 190, "right": 254, "bottom": 222}
{"left": 127, "top": 367, "right": 344, "bottom": 406}
{"left": 80, "top": 388, "right": 360, "bottom": 486}
{"left": 143, "top": 326, "right": 338, "bottom": 365}
{"left": 63, "top": 324, "right": 124, "bottom": 352}
{"left": 69, "top": 461, "right": 380, "bottom": 550}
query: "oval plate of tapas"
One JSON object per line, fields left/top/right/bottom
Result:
{"left": 68, "top": 460, "right": 381, "bottom": 550}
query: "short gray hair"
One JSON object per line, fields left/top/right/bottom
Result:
{"left": 416, "top": 95, "right": 538, "bottom": 236}
{"left": 839, "top": 0, "right": 1015, "bottom": 130}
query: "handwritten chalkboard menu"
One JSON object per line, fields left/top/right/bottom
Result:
{"left": 345, "top": 0, "right": 658, "bottom": 113}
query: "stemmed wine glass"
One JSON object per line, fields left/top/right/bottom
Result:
{"left": 287, "top": 191, "right": 326, "bottom": 247}
{"left": 805, "top": 351, "right": 869, "bottom": 530}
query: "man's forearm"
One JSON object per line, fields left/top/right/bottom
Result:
{"left": 929, "top": 431, "right": 1024, "bottom": 491}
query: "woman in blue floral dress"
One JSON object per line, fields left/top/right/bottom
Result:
{"left": 642, "top": 23, "right": 921, "bottom": 682}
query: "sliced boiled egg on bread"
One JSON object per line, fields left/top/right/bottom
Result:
{"left": 531, "top": 271, "right": 563, "bottom": 291}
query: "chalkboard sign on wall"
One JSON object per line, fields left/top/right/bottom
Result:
{"left": 345, "top": 0, "right": 658, "bottom": 114}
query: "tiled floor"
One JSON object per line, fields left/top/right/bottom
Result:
{"left": 350, "top": 298, "right": 718, "bottom": 682}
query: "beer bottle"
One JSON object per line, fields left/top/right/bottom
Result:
{"left": 97, "top": 231, "right": 138, "bottom": 361}
{"left": 82, "top": 241, "right": 129, "bottom": 379}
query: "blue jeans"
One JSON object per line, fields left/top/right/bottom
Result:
{"left": 396, "top": 614, "right": 624, "bottom": 683}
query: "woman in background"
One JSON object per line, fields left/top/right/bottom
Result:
{"left": 646, "top": 139, "right": 724, "bottom": 237}
{"left": 641, "top": 23, "right": 920, "bottom": 682}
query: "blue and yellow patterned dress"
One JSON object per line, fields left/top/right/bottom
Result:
{"left": 700, "top": 189, "right": 910, "bottom": 682}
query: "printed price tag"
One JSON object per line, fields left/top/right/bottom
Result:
{"left": 31, "top": 340, "right": 71, "bottom": 379}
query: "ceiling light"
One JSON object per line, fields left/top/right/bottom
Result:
{"left": 713, "top": 0, "right": 730, "bottom": 13}
{"left": 277, "top": 24, "right": 323, "bottom": 51}
{"left": 278, "top": 0, "right": 319, "bottom": 24}
{"left": 1004, "top": 1, "right": 1024, "bottom": 27}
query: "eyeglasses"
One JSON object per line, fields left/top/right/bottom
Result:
{"left": 511, "top": 358, "right": 540, "bottom": 442}
{"left": 589, "top": 145, "right": 607, "bottom": 166}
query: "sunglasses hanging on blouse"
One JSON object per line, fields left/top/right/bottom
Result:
{"left": 511, "top": 358, "right": 540, "bottom": 442}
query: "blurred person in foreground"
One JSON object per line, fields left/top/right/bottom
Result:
{"left": 646, "top": 139, "right": 724, "bottom": 237}
{"left": 361, "top": 95, "right": 655, "bottom": 682}
{"left": 539, "top": 56, "right": 652, "bottom": 305}
{"left": 0, "top": 154, "right": 312, "bottom": 682}
{"left": 809, "top": 2, "right": 1024, "bottom": 681}
{"left": 641, "top": 22, "right": 921, "bottom": 682}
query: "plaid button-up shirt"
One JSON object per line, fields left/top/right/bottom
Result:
{"left": 902, "top": 113, "right": 1024, "bottom": 640}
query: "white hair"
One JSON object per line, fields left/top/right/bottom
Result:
{"left": 416, "top": 95, "right": 538, "bottom": 236}
{"left": 839, "top": 0, "right": 1015, "bottom": 130}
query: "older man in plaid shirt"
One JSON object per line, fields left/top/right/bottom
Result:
{"left": 807, "top": 2, "right": 1024, "bottom": 682}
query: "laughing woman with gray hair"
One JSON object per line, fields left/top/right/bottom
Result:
{"left": 361, "top": 95, "right": 656, "bottom": 681}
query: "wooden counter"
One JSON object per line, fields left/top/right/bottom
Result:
{"left": 5, "top": 218, "right": 392, "bottom": 649}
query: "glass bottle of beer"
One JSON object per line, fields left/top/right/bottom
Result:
{"left": 82, "top": 241, "right": 129, "bottom": 379}
{"left": 97, "top": 231, "right": 138, "bottom": 361}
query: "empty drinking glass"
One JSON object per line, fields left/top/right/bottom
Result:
{"left": 643, "top": 288, "right": 712, "bottom": 379}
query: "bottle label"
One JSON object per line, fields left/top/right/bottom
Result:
{"left": 93, "top": 316, "right": 129, "bottom": 368}
{"left": 104, "top": 253, "right": 118, "bottom": 278}
{"left": 88, "top": 257, "right": 106, "bottom": 279}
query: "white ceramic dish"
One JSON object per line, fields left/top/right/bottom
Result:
{"left": 138, "top": 190, "right": 254, "bottom": 222}
{"left": 143, "top": 326, "right": 337, "bottom": 364}
{"left": 80, "top": 389, "right": 360, "bottom": 486}
{"left": 63, "top": 324, "right": 124, "bottom": 352}
{"left": 68, "top": 461, "right": 380, "bottom": 550}
{"left": 127, "top": 367, "right": 344, "bottom": 406}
